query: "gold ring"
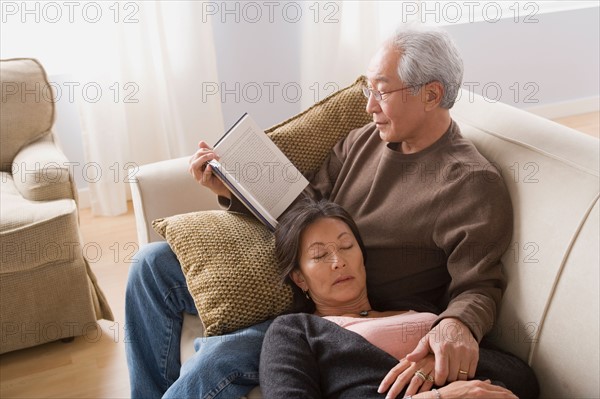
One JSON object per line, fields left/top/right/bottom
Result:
{"left": 426, "top": 374, "right": 434, "bottom": 382}
{"left": 415, "top": 370, "right": 428, "bottom": 381}
{"left": 459, "top": 369, "right": 468, "bottom": 375}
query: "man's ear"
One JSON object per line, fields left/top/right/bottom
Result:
{"left": 290, "top": 270, "right": 307, "bottom": 291}
{"left": 422, "top": 81, "right": 444, "bottom": 111}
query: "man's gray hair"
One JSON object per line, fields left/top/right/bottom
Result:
{"left": 390, "top": 27, "right": 463, "bottom": 109}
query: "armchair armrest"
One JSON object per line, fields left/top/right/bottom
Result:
{"left": 130, "top": 156, "right": 220, "bottom": 245}
{"left": 12, "top": 132, "right": 77, "bottom": 202}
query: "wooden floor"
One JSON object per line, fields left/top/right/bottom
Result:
{"left": 0, "top": 112, "right": 598, "bottom": 398}
{"left": 553, "top": 111, "right": 599, "bottom": 137}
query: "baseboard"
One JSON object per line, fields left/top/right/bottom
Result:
{"left": 525, "top": 96, "right": 600, "bottom": 119}
{"left": 78, "top": 187, "right": 91, "bottom": 209}
{"left": 77, "top": 186, "right": 132, "bottom": 210}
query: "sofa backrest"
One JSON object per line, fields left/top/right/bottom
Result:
{"left": 0, "top": 58, "right": 55, "bottom": 171}
{"left": 451, "top": 90, "right": 599, "bottom": 398}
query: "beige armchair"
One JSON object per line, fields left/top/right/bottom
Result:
{"left": 0, "top": 58, "right": 113, "bottom": 354}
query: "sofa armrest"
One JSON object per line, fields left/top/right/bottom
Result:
{"left": 12, "top": 132, "right": 77, "bottom": 202}
{"left": 130, "top": 156, "right": 220, "bottom": 245}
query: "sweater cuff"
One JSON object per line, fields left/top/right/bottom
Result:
{"left": 432, "top": 310, "right": 488, "bottom": 343}
{"left": 217, "top": 195, "right": 252, "bottom": 215}
{"left": 217, "top": 195, "right": 231, "bottom": 209}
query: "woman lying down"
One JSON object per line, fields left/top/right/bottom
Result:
{"left": 259, "top": 199, "right": 523, "bottom": 399}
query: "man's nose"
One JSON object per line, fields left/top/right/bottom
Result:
{"left": 365, "top": 93, "right": 381, "bottom": 114}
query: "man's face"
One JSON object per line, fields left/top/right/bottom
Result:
{"left": 365, "top": 45, "right": 427, "bottom": 143}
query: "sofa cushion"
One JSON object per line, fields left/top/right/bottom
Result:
{"left": 1, "top": 59, "right": 55, "bottom": 171}
{"left": 153, "top": 211, "right": 293, "bottom": 336}
{"left": 152, "top": 77, "right": 372, "bottom": 336}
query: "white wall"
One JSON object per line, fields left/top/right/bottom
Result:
{"left": 210, "top": 14, "right": 303, "bottom": 130}
{"left": 210, "top": 5, "right": 599, "bottom": 132}
{"left": 445, "top": 7, "right": 599, "bottom": 115}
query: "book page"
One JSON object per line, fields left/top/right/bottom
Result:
{"left": 209, "top": 160, "right": 278, "bottom": 230}
{"left": 214, "top": 114, "right": 308, "bottom": 221}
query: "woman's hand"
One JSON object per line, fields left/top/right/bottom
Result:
{"left": 188, "top": 140, "right": 230, "bottom": 198}
{"left": 405, "top": 318, "right": 479, "bottom": 386}
{"left": 412, "top": 379, "right": 518, "bottom": 398}
{"left": 378, "top": 355, "right": 435, "bottom": 399}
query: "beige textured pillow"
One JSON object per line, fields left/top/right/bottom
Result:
{"left": 153, "top": 76, "right": 372, "bottom": 336}
{"left": 267, "top": 75, "right": 372, "bottom": 174}
{"left": 153, "top": 211, "right": 292, "bottom": 336}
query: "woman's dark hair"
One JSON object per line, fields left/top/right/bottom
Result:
{"left": 275, "top": 198, "right": 367, "bottom": 312}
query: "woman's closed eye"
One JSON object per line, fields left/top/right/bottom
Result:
{"left": 312, "top": 244, "right": 354, "bottom": 261}
{"left": 313, "top": 252, "right": 328, "bottom": 261}
{"left": 308, "top": 245, "right": 328, "bottom": 261}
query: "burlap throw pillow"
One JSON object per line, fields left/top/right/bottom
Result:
{"left": 153, "top": 76, "right": 372, "bottom": 336}
{"left": 153, "top": 211, "right": 292, "bottom": 336}
{"left": 267, "top": 75, "right": 372, "bottom": 174}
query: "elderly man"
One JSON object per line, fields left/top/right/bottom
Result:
{"left": 126, "top": 27, "right": 538, "bottom": 398}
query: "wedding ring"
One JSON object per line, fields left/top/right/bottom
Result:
{"left": 458, "top": 369, "right": 468, "bottom": 375}
{"left": 415, "top": 370, "right": 428, "bottom": 381}
{"left": 426, "top": 374, "right": 434, "bottom": 382}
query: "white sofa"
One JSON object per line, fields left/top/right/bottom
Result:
{"left": 131, "top": 90, "right": 599, "bottom": 398}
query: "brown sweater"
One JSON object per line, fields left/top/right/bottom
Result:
{"left": 226, "top": 121, "right": 512, "bottom": 341}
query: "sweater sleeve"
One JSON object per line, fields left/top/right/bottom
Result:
{"left": 432, "top": 169, "right": 513, "bottom": 342}
{"left": 217, "top": 194, "right": 252, "bottom": 215}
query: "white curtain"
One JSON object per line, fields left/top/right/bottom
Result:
{"left": 2, "top": 1, "right": 224, "bottom": 216}
{"left": 299, "top": 1, "right": 418, "bottom": 109}
{"left": 78, "top": 2, "right": 224, "bottom": 215}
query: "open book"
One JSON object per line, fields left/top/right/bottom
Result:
{"left": 208, "top": 113, "right": 309, "bottom": 231}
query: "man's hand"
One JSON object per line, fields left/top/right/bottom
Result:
{"left": 188, "top": 141, "right": 230, "bottom": 199}
{"left": 405, "top": 318, "right": 479, "bottom": 386}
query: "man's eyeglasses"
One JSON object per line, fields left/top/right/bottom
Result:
{"left": 362, "top": 85, "right": 420, "bottom": 102}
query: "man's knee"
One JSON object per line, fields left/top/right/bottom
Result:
{"left": 194, "top": 334, "right": 263, "bottom": 373}
{"left": 127, "top": 241, "right": 175, "bottom": 293}
{"left": 132, "top": 241, "right": 173, "bottom": 266}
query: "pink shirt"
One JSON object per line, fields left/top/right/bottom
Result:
{"left": 324, "top": 311, "right": 437, "bottom": 360}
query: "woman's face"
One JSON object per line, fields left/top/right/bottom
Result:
{"left": 291, "top": 217, "right": 367, "bottom": 308}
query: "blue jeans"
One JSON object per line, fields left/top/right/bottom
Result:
{"left": 125, "top": 242, "right": 271, "bottom": 399}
